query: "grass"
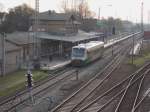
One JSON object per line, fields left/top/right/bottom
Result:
{"left": 128, "top": 50, "right": 150, "bottom": 67}
{"left": 0, "top": 70, "right": 48, "bottom": 97}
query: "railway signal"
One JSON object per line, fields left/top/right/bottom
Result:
{"left": 25, "top": 70, "right": 34, "bottom": 105}
{"left": 26, "top": 70, "right": 34, "bottom": 88}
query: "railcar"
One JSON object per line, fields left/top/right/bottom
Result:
{"left": 71, "top": 41, "right": 104, "bottom": 66}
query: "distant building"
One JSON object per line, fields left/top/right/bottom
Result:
{"left": 0, "top": 32, "right": 34, "bottom": 75}
{"left": 143, "top": 31, "right": 150, "bottom": 40}
{"left": 0, "top": 36, "right": 22, "bottom": 75}
{"left": 30, "top": 10, "right": 80, "bottom": 35}
{"left": 6, "top": 32, "right": 34, "bottom": 61}
{"left": 142, "top": 31, "right": 150, "bottom": 50}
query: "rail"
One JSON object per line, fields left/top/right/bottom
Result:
{"left": 50, "top": 40, "right": 130, "bottom": 112}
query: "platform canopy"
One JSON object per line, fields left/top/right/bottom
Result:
{"left": 37, "top": 30, "right": 103, "bottom": 43}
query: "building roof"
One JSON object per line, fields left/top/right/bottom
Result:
{"left": 38, "top": 30, "right": 103, "bottom": 43}
{"left": 6, "top": 32, "right": 34, "bottom": 45}
{"left": 31, "top": 11, "right": 75, "bottom": 21}
{"left": 0, "top": 31, "right": 35, "bottom": 58}
{"left": 5, "top": 42, "right": 21, "bottom": 52}
{"left": 73, "top": 41, "right": 104, "bottom": 50}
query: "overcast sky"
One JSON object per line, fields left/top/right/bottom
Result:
{"left": 0, "top": 0, "right": 150, "bottom": 23}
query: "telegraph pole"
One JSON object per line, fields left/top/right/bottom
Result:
{"left": 80, "top": 0, "right": 84, "bottom": 19}
{"left": 71, "top": 0, "right": 74, "bottom": 10}
{"left": 141, "top": 2, "right": 144, "bottom": 33}
{"left": 132, "top": 33, "right": 135, "bottom": 64}
{"left": 34, "top": 0, "right": 39, "bottom": 59}
{"left": 33, "top": 0, "right": 40, "bottom": 69}
{"left": 64, "top": 0, "right": 68, "bottom": 12}
{"left": 140, "top": 2, "right": 144, "bottom": 55}
{"left": 1, "top": 33, "right": 5, "bottom": 76}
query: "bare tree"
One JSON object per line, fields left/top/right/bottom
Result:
{"left": 0, "top": 3, "right": 4, "bottom": 12}
{"left": 78, "top": 1, "right": 95, "bottom": 18}
{"left": 61, "top": 0, "right": 68, "bottom": 12}
{"left": 60, "top": 0, "right": 94, "bottom": 18}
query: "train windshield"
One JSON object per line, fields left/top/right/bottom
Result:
{"left": 72, "top": 48, "right": 85, "bottom": 57}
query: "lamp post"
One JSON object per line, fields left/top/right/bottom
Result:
{"left": 98, "top": 7, "right": 101, "bottom": 20}
{"left": 132, "top": 32, "right": 135, "bottom": 64}
{"left": 98, "top": 4, "right": 112, "bottom": 43}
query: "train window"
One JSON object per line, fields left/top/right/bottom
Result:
{"left": 72, "top": 48, "right": 85, "bottom": 57}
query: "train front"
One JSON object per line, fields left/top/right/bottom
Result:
{"left": 71, "top": 47, "right": 87, "bottom": 66}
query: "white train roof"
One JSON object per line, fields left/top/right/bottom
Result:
{"left": 73, "top": 41, "right": 104, "bottom": 50}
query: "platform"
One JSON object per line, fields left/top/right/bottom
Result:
{"left": 129, "top": 41, "right": 142, "bottom": 55}
{"left": 40, "top": 57, "right": 71, "bottom": 70}
{"left": 104, "top": 33, "right": 137, "bottom": 48}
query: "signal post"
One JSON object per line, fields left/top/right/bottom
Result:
{"left": 26, "top": 70, "right": 34, "bottom": 105}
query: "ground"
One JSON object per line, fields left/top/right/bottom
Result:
{"left": 0, "top": 70, "right": 48, "bottom": 97}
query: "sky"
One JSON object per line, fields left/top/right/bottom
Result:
{"left": 0, "top": 0, "right": 150, "bottom": 23}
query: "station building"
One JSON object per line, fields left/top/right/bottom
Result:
{"left": 142, "top": 31, "right": 150, "bottom": 49}
{"left": 30, "top": 11, "right": 104, "bottom": 58}
{"left": 0, "top": 11, "right": 104, "bottom": 75}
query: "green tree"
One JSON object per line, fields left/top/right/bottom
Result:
{"left": 114, "top": 18, "right": 123, "bottom": 32}
{"left": 0, "top": 4, "right": 34, "bottom": 33}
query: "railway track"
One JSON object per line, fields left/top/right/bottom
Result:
{"left": 77, "top": 62, "right": 150, "bottom": 112}
{"left": 1, "top": 33, "right": 142, "bottom": 112}
{"left": 114, "top": 65, "right": 150, "bottom": 112}
{"left": 113, "top": 65, "right": 150, "bottom": 112}
{"left": 132, "top": 86, "right": 150, "bottom": 112}
{"left": 0, "top": 35, "right": 128, "bottom": 112}
{"left": 132, "top": 73, "right": 150, "bottom": 112}
{"left": 0, "top": 67, "right": 76, "bottom": 112}
{"left": 50, "top": 40, "right": 131, "bottom": 112}
{"left": 50, "top": 33, "right": 143, "bottom": 112}
{"left": 70, "top": 60, "right": 150, "bottom": 112}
